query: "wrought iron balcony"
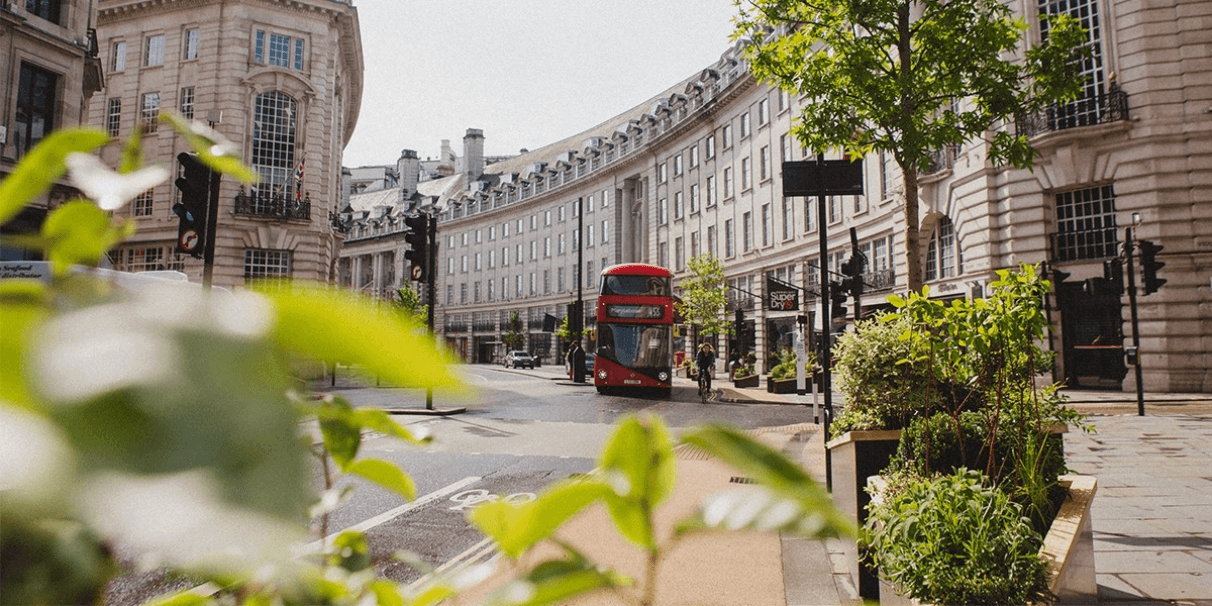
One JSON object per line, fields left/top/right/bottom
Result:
{"left": 923, "top": 145, "right": 961, "bottom": 174}
{"left": 234, "top": 187, "right": 311, "bottom": 221}
{"left": 1050, "top": 227, "right": 1120, "bottom": 262}
{"left": 862, "top": 268, "right": 897, "bottom": 292}
{"left": 1017, "top": 85, "right": 1130, "bottom": 138}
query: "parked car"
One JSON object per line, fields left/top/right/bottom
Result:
{"left": 505, "top": 350, "right": 537, "bottom": 369}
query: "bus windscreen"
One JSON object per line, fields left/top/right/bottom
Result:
{"left": 597, "top": 324, "right": 671, "bottom": 369}
{"left": 600, "top": 275, "right": 670, "bottom": 297}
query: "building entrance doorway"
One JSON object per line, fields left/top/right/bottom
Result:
{"left": 1058, "top": 282, "right": 1128, "bottom": 389}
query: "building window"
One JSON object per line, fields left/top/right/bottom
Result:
{"left": 690, "top": 231, "right": 700, "bottom": 259}
{"left": 586, "top": 261, "right": 595, "bottom": 288}
{"left": 675, "top": 236, "right": 684, "bottom": 271}
{"left": 780, "top": 134, "right": 791, "bottom": 163}
{"left": 725, "top": 219, "right": 735, "bottom": 257}
{"left": 183, "top": 28, "right": 200, "bottom": 60}
{"left": 558, "top": 233, "right": 566, "bottom": 255}
{"left": 529, "top": 272, "right": 536, "bottom": 295}
{"left": 1054, "top": 185, "right": 1118, "bottom": 261}
{"left": 782, "top": 197, "right": 794, "bottom": 240}
{"left": 543, "top": 270, "right": 551, "bottom": 295}
{"left": 132, "top": 189, "right": 154, "bottom": 217}
{"left": 15, "top": 63, "right": 58, "bottom": 153}
{"left": 740, "top": 112, "right": 750, "bottom": 138}
{"left": 743, "top": 212, "right": 753, "bottom": 252}
{"left": 475, "top": 281, "right": 482, "bottom": 302}
{"left": 723, "top": 167, "right": 734, "bottom": 198}
{"left": 475, "top": 252, "right": 481, "bottom": 271}
{"left": 601, "top": 220, "right": 609, "bottom": 243}
{"left": 1039, "top": 0, "right": 1106, "bottom": 129}
{"left": 673, "top": 154, "right": 683, "bottom": 176}
{"left": 179, "top": 87, "right": 194, "bottom": 120}
{"left": 803, "top": 197, "right": 815, "bottom": 232}
{"left": 244, "top": 249, "right": 291, "bottom": 283}
{"left": 761, "top": 203, "right": 771, "bottom": 247}
{"left": 926, "top": 216, "right": 960, "bottom": 281}
{"left": 707, "top": 225, "right": 717, "bottom": 257}
{"left": 706, "top": 176, "right": 716, "bottom": 207}
{"left": 690, "top": 144, "right": 699, "bottom": 168}
{"left": 115, "top": 245, "right": 184, "bottom": 272}
{"left": 251, "top": 91, "right": 298, "bottom": 200}
{"left": 659, "top": 197, "right": 668, "bottom": 224}
{"left": 25, "top": 0, "right": 61, "bottom": 23}
{"left": 140, "top": 92, "right": 161, "bottom": 132}
{"left": 558, "top": 267, "right": 565, "bottom": 292}
{"left": 658, "top": 242, "right": 668, "bottom": 268}
{"left": 674, "top": 191, "right": 684, "bottom": 219}
{"left": 741, "top": 157, "right": 751, "bottom": 190}
{"left": 544, "top": 237, "right": 551, "bottom": 257}
{"left": 587, "top": 224, "right": 595, "bottom": 247}
{"left": 254, "top": 29, "right": 305, "bottom": 70}
{"left": 760, "top": 146, "right": 770, "bottom": 181}
{"left": 706, "top": 134, "right": 716, "bottom": 159}
{"left": 758, "top": 98, "right": 769, "bottom": 125}
{"left": 461, "top": 283, "right": 468, "bottom": 304}
{"left": 144, "top": 34, "right": 165, "bottom": 67}
{"left": 689, "top": 183, "right": 700, "bottom": 213}
{"left": 112, "top": 41, "right": 127, "bottom": 72}
{"left": 722, "top": 124, "right": 733, "bottom": 148}
{"left": 658, "top": 163, "right": 668, "bottom": 184}
{"left": 106, "top": 98, "right": 122, "bottom": 136}
{"left": 544, "top": 210, "right": 551, "bottom": 226}
{"left": 829, "top": 196, "right": 841, "bottom": 224}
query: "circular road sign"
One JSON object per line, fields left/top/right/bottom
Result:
{"left": 180, "top": 228, "right": 201, "bottom": 252}
{"left": 411, "top": 265, "right": 423, "bottom": 280}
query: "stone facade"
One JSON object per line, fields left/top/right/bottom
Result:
{"left": 342, "top": 1, "right": 1210, "bottom": 392}
{"left": 87, "top": 0, "right": 362, "bottom": 288}
{"left": 1, "top": 0, "right": 104, "bottom": 253}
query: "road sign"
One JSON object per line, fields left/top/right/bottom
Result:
{"left": 782, "top": 160, "right": 865, "bottom": 196}
{"left": 412, "top": 264, "right": 423, "bottom": 281}
{"left": 179, "top": 228, "right": 201, "bottom": 253}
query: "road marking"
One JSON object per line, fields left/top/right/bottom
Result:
{"left": 448, "top": 489, "right": 536, "bottom": 511}
{"left": 302, "top": 476, "right": 481, "bottom": 553}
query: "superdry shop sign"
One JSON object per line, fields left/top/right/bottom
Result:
{"left": 766, "top": 276, "right": 799, "bottom": 311}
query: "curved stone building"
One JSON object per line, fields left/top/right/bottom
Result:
{"left": 87, "top": 0, "right": 363, "bottom": 288}
{"left": 344, "top": 1, "right": 1211, "bottom": 392}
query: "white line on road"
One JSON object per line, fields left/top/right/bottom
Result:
{"left": 303, "top": 476, "right": 482, "bottom": 553}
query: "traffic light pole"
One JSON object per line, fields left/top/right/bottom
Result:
{"left": 426, "top": 214, "right": 438, "bottom": 411}
{"left": 814, "top": 155, "right": 834, "bottom": 490}
{"left": 201, "top": 166, "right": 220, "bottom": 288}
{"left": 1124, "top": 228, "right": 1145, "bottom": 416}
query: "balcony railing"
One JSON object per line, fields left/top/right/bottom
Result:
{"left": 1050, "top": 228, "right": 1119, "bottom": 262}
{"left": 1017, "top": 85, "right": 1130, "bottom": 138}
{"left": 862, "top": 268, "right": 897, "bottom": 292}
{"left": 923, "top": 145, "right": 960, "bottom": 174}
{"left": 234, "top": 187, "right": 311, "bottom": 221}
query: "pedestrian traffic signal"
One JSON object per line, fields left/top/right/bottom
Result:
{"left": 404, "top": 214, "right": 429, "bottom": 282}
{"left": 1103, "top": 259, "right": 1124, "bottom": 295}
{"left": 1138, "top": 240, "right": 1165, "bottom": 295}
{"left": 173, "top": 152, "right": 212, "bottom": 259}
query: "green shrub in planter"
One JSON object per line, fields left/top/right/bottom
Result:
{"left": 865, "top": 469, "right": 1050, "bottom": 606}
{"left": 770, "top": 347, "right": 816, "bottom": 380}
{"left": 832, "top": 314, "right": 932, "bottom": 436}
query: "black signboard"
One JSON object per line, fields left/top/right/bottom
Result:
{"left": 767, "top": 276, "right": 800, "bottom": 311}
{"left": 782, "top": 160, "right": 865, "bottom": 196}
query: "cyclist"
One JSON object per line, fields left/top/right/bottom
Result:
{"left": 695, "top": 342, "right": 717, "bottom": 394}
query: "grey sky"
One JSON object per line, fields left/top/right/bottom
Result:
{"left": 343, "top": 0, "right": 740, "bottom": 168}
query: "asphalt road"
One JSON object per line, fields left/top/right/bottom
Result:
{"left": 105, "top": 364, "right": 818, "bottom": 605}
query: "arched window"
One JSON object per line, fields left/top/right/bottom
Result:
{"left": 926, "top": 216, "right": 961, "bottom": 281}
{"left": 251, "top": 92, "right": 298, "bottom": 203}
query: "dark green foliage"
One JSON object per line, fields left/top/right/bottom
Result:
{"left": 865, "top": 470, "right": 1052, "bottom": 606}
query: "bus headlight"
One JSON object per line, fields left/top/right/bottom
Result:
{"left": 657, "top": 371, "right": 669, "bottom": 382}
{"left": 597, "top": 370, "right": 607, "bottom": 380}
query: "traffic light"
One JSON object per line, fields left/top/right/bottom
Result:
{"left": 173, "top": 152, "right": 212, "bottom": 259}
{"left": 1051, "top": 267, "right": 1071, "bottom": 290}
{"left": 404, "top": 214, "right": 429, "bottom": 282}
{"left": 829, "top": 282, "right": 847, "bottom": 320}
{"left": 840, "top": 254, "right": 865, "bottom": 298}
{"left": 1139, "top": 240, "right": 1166, "bottom": 295}
{"left": 1103, "top": 259, "right": 1124, "bottom": 295}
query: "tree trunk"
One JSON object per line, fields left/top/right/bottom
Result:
{"left": 901, "top": 163, "right": 922, "bottom": 293}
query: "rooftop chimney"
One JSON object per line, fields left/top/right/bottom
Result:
{"left": 464, "top": 128, "right": 484, "bottom": 184}
{"left": 397, "top": 149, "right": 419, "bottom": 199}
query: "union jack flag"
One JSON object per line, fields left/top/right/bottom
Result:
{"left": 293, "top": 158, "right": 305, "bottom": 182}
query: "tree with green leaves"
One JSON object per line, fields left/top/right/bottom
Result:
{"left": 502, "top": 309, "right": 525, "bottom": 350}
{"left": 675, "top": 254, "right": 733, "bottom": 342}
{"left": 734, "top": 0, "right": 1089, "bottom": 291}
{"left": 396, "top": 286, "right": 428, "bottom": 319}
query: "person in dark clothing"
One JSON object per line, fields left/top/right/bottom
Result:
{"left": 695, "top": 342, "right": 717, "bottom": 391}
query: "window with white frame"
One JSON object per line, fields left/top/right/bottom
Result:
{"left": 601, "top": 220, "right": 609, "bottom": 243}
{"left": 1054, "top": 184, "right": 1118, "bottom": 261}
{"left": 925, "top": 216, "right": 960, "bottom": 281}
{"left": 803, "top": 197, "right": 815, "bottom": 232}
{"left": 144, "top": 34, "right": 165, "bottom": 67}
{"left": 690, "top": 183, "right": 700, "bottom": 213}
{"left": 475, "top": 253, "right": 481, "bottom": 271}
{"left": 761, "top": 203, "right": 771, "bottom": 247}
{"left": 708, "top": 225, "right": 717, "bottom": 257}
{"left": 183, "top": 28, "right": 199, "bottom": 60}
{"left": 544, "top": 237, "right": 550, "bottom": 257}
{"left": 132, "top": 188, "right": 154, "bottom": 216}
{"left": 254, "top": 29, "right": 305, "bottom": 70}
{"left": 760, "top": 146, "right": 770, "bottom": 181}
{"left": 106, "top": 98, "right": 122, "bottom": 136}
{"left": 673, "top": 154, "right": 683, "bottom": 176}
{"left": 782, "top": 197, "right": 794, "bottom": 240}
{"left": 114, "top": 245, "right": 184, "bottom": 273}
{"left": 140, "top": 92, "right": 161, "bottom": 132}
{"left": 558, "top": 233, "right": 566, "bottom": 255}
{"left": 725, "top": 219, "right": 735, "bottom": 257}
{"left": 706, "top": 134, "right": 716, "bottom": 158}
{"left": 675, "top": 236, "right": 684, "bottom": 271}
{"left": 690, "top": 144, "right": 699, "bottom": 168}
{"left": 722, "top": 124, "right": 733, "bottom": 148}
{"left": 659, "top": 197, "right": 668, "bottom": 224}
{"left": 740, "top": 112, "right": 750, "bottom": 138}
{"left": 587, "top": 261, "right": 595, "bottom": 287}
{"left": 758, "top": 98, "right": 769, "bottom": 125}
{"left": 544, "top": 210, "right": 551, "bottom": 226}
{"left": 587, "top": 224, "right": 595, "bottom": 247}
{"left": 658, "top": 163, "right": 668, "bottom": 184}
{"left": 658, "top": 242, "right": 668, "bottom": 267}
{"left": 112, "top": 41, "right": 127, "bottom": 72}
{"left": 706, "top": 175, "right": 717, "bottom": 207}
{"left": 244, "top": 249, "right": 291, "bottom": 283}
{"left": 674, "top": 191, "right": 683, "bottom": 219}
{"left": 723, "top": 167, "right": 733, "bottom": 198}
{"left": 690, "top": 231, "right": 700, "bottom": 259}
{"left": 743, "top": 212, "right": 753, "bottom": 252}
{"left": 179, "top": 87, "right": 194, "bottom": 120}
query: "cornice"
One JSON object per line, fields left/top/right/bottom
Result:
{"left": 98, "top": 0, "right": 352, "bottom": 23}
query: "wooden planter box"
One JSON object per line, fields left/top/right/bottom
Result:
{"left": 825, "top": 430, "right": 903, "bottom": 601}
{"left": 733, "top": 374, "right": 759, "bottom": 388}
{"left": 878, "top": 474, "right": 1098, "bottom": 605}
{"left": 767, "top": 374, "right": 823, "bottom": 393}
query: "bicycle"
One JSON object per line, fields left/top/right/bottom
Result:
{"left": 697, "top": 365, "right": 713, "bottom": 402}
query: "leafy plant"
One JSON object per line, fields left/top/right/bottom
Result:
{"left": 502, "top": 310, "right": 525, "bottom": 350}
{"left": 769, "top": 347, "right": 816, "bottom": 381}
{"left": 675, "top": 254, "right": 732, "bottom": 338}
{"left": 864, "top": 469, "right": 1051, "bottom": 606}
{"left": 831, "top": 313, "right": 932, "bottom": 434}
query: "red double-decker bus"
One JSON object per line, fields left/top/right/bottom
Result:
{"left": 593, "top": 263, "right": 674, "bottom": 396}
